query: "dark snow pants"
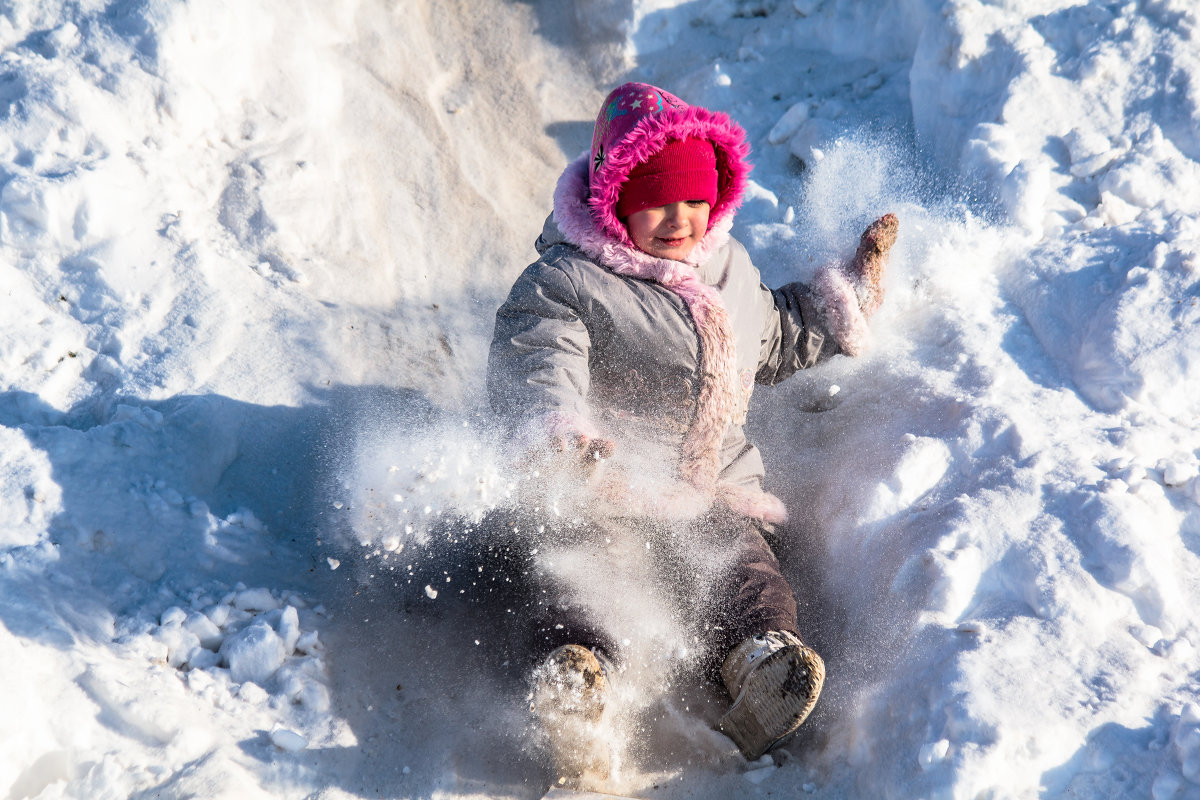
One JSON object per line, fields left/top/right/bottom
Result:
{"left": 510, "top": 503, "right": 800, "bottom": 675}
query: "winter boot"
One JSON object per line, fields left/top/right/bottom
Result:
{"left": 530, "top": 644, "right": 614, "bottom": 788}
{"left": 717, "top": 630, "right": 825, "bottom": 760}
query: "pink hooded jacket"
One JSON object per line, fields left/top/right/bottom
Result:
{"left": 487, "top": 83, "right": 868, "bottom": 523}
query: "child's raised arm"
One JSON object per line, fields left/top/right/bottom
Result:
{"left": 757, "top": 213, "right": 899, "bottom": 379}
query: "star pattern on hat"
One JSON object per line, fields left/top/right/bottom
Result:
{"left": 593, "top": 142, "right": 605, "bottom": 172}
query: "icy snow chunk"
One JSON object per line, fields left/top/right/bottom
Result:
{"left": 295, "top": 630, "right": 320, "bottom": 654}
{"left": 278, "top": 664, "right": 331, "bottom": 712}
{"left": 1097, "top": 191, "right": 1140, "bottom": 226}
{"left": 919, "top": 739, "right": 950, "bottom": 770}
{"left": 160, "top": 606, "right": 187, "bottom": 627}
{"left": 1162, "top": 461, "right": 1197, "bottom": 488}
{"left": 425, "top": 585, "right": 438, "bottom": 599}
{"left": 205, "top": 603, "right": 232, "bottom": 628}
{"left": 184, "top": 612, "right": 222, "bottom": 650}
{"left": 155, "top": 625, "right": 201, "bottom": 668}
{"left": 768, "top": 102, "right": 809, "bottom": 145}
{"left": 277, "top": 606, "right": 301, "bottom": 654}
{"left": 220, "top": 621, "right": 287, "bottom": 685}
{"left": 739, "top": 179, "right": 780, "bottom": 223}
{"left": 787, "top": 117, "right": 841, "bottom": 166}
{"left": 234, "top": 588, "right": 279, "bottom": 612}
{"left": 237, "top": 681, "right": 270, "bottom": 705}
{"left": 1132, "top": 624, "right": 1164, "bottom": 648}
{"left": 270, "top": 729, "right": 308, "bottom": 751}
{"left": 189, "top": 649, "right": 220, "bottom": 670}
{"left": 1064, "top": 128, "right": 1119, "bottom": 178}
{"left": 225, "top": 509, "right": 266, "bottom": 532}
{"left": 187, "top": 669, "right": 216, "bottom": 694}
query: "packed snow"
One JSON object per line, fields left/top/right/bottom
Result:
{"left": 2, "top": 0, "right": 1199, "bottom": 798}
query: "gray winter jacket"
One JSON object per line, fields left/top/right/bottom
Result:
{"left": 486, "top": 88, "right": 869, "bottom": 523}
{"left": 487, "top": 209, "right": 844, "bottom": 523}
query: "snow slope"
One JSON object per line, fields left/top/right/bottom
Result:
{"left": 2, "top": 0, "right": 1199, "bottom": 798}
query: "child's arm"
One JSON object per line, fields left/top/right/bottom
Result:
{"left": 755, "top": 280, "right": 843, "bottom": 385}
{"left": 757, "top": 214, "right": 898, "bottom": 382}
{"left": 487, "top": 259, "right": 615, "bottom": 465}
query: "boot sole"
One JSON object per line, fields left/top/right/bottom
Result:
{"left": 532, "top": 645, "right": 612, "bottom": 786}
{"left": 717, "top": 644, "right": 825, "bottom": 760}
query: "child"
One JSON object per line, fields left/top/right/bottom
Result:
{"left": 486, "top": 82, "right": 896, "bottom": 779}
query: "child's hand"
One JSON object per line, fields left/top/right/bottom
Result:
{"left": 552, "top": 432, "right": 616, "bottom": 473}
{"left": 844, "top": 213, "right": 898, "bottom": 317}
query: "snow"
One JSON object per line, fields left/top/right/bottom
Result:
{"left": 1, "top": 0, "right": 1199, "bottom": 798}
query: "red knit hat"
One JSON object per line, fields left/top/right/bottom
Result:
{"left": 615, "top": 137, "right": 718, "bottom": 218}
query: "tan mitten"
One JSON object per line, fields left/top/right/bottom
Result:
{"left": 844, "top": 213, "right": 899, "bottom": 318}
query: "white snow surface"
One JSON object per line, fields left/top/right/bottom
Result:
{"left": 2, "top": 0, "right": 1199, "bottom": 798}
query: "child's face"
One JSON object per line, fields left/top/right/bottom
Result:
{"left": 626, "top": 201, "right": 710, "bottom": 261}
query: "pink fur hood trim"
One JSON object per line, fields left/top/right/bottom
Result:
{"left": 586, "top": 83, "right": 752, "bottom": 249}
